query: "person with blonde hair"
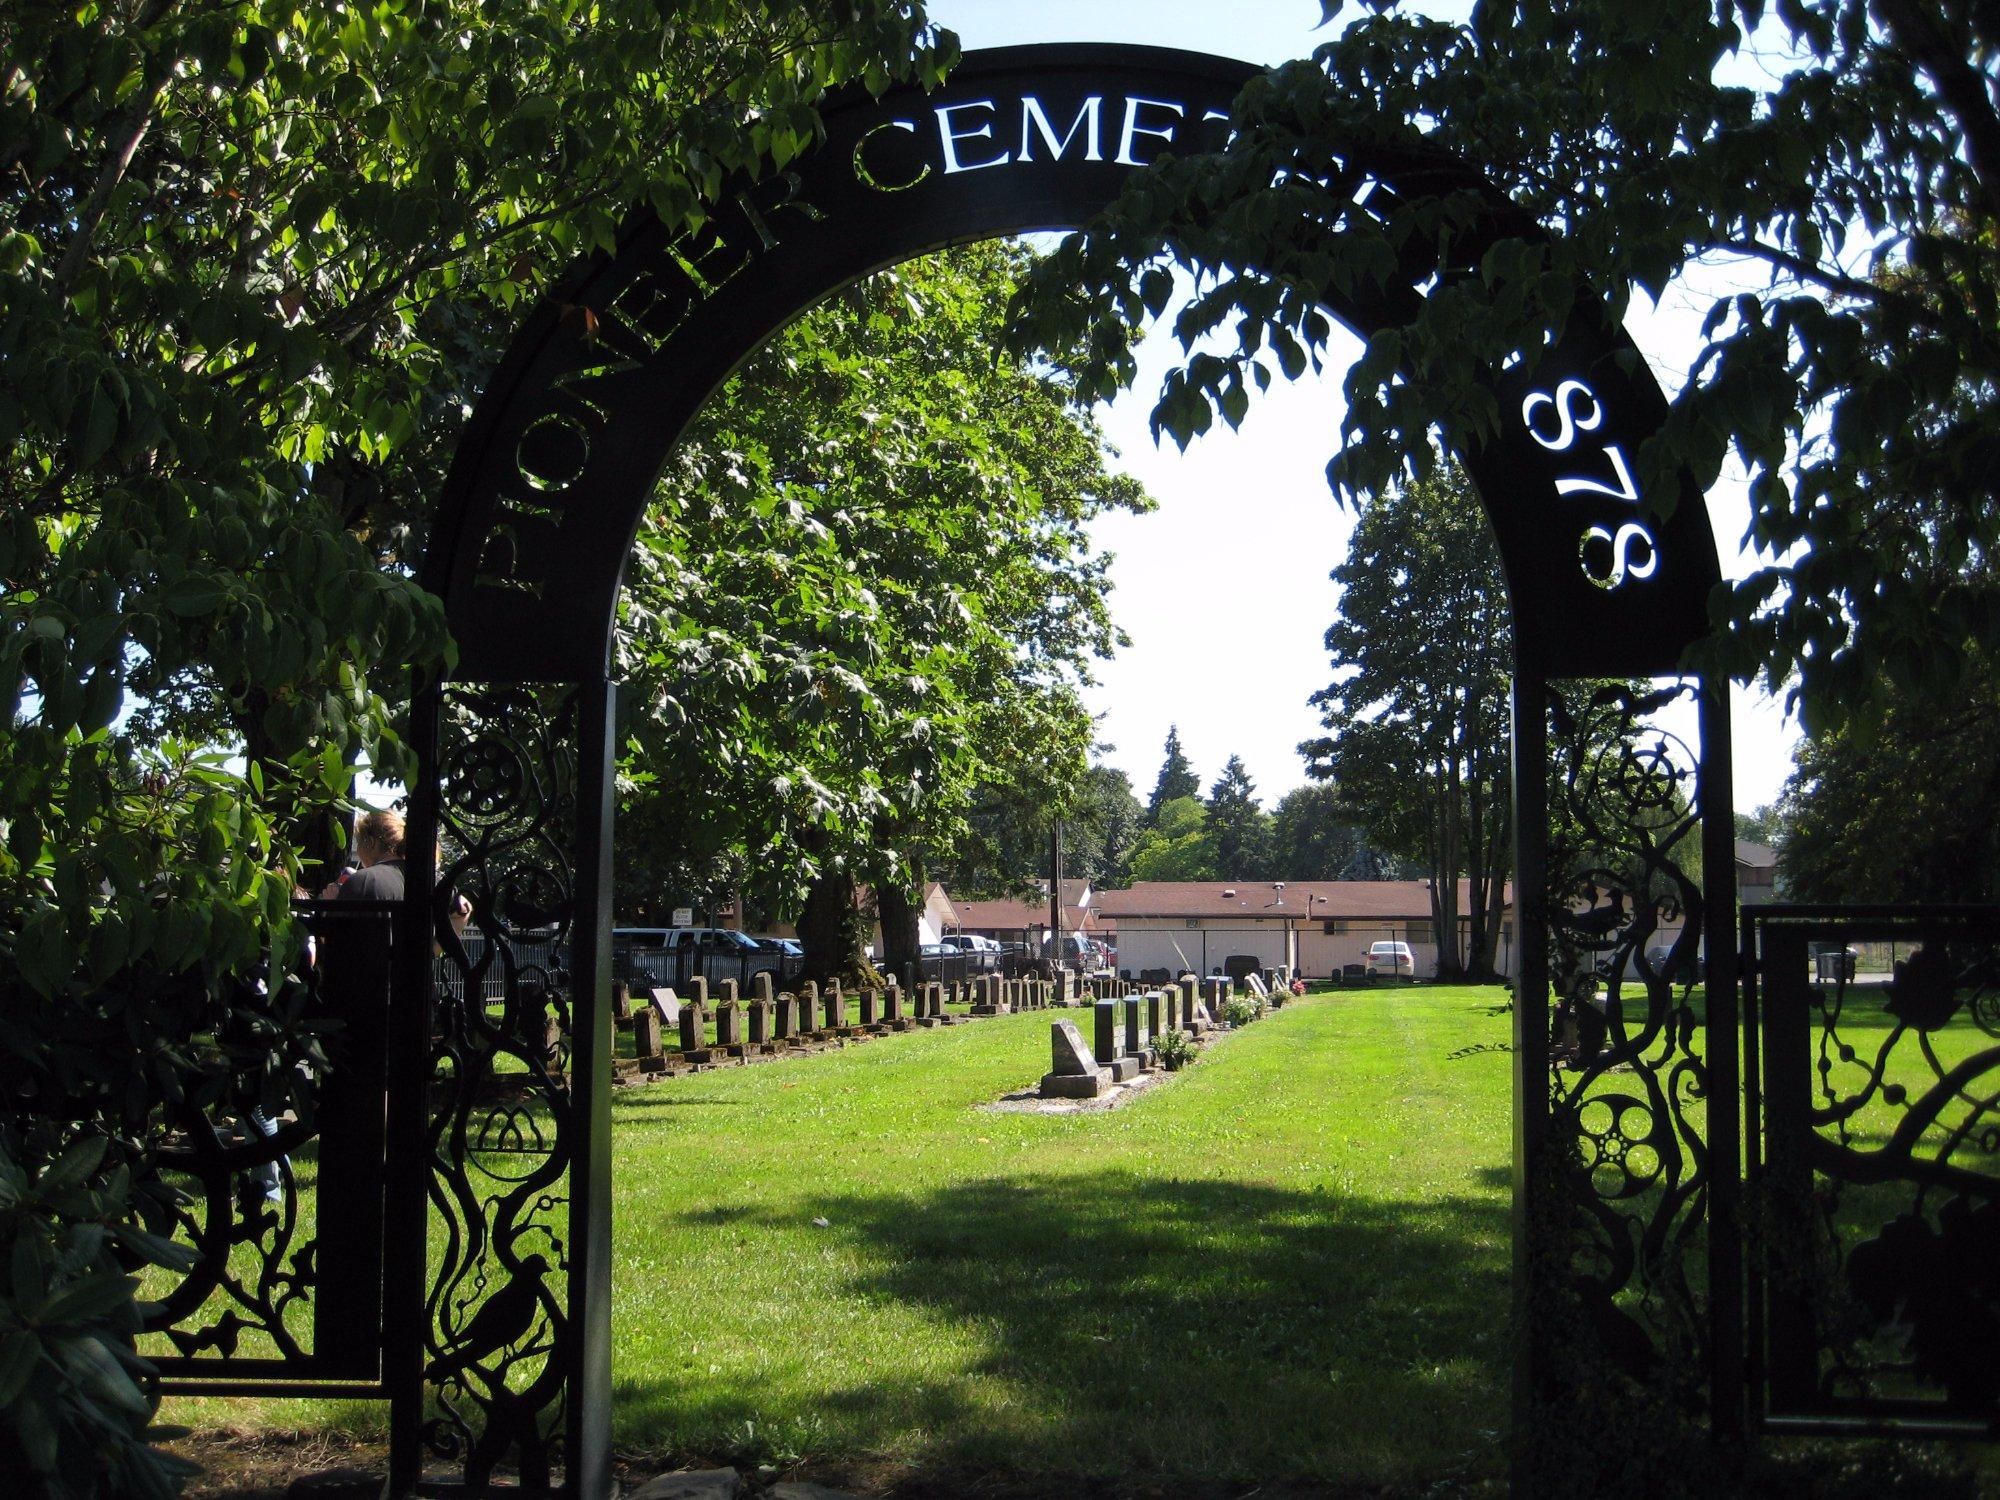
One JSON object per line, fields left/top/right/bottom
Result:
{"left": 336, "top": 808, "right": 407, "bottom": 902}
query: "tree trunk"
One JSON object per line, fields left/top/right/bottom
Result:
{"left": 877, "top": 878, "right": 923, "bottom": 984}
{"left": 1435, "top": 752, "right": 1465, "bottom": 981}
{"left": 796, "top": 869, "right": 875, "bottom": 990}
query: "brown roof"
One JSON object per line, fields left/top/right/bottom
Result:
{"left": 952, "top": 897, "right": 1098, "bottom": 932}
{"left": 1091, "top": 880, "right": 1508, "bottom": 921}
{"left": 1734, "top": 839, "right": 1777, "bottom": 870}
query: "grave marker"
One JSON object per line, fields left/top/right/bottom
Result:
{"left": 1038, "top": 1020, "right": 1108, "bottom": 1099}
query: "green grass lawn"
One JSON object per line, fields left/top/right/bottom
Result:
{"left": 166, "top": 986, "right": 1519, "bottom": 1492}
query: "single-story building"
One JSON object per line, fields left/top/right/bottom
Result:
{"left": 1090, "top": 880, "right": 1514, "bottom": 981}
{"left": 953, "top": 878, "right": 1104, "bottom": 950}
{"left": 1737, "top": 839, "right": 1780, "bottom": 906}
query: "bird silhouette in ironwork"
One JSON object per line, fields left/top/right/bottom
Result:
{"left": 428, "top": 1254, "right": 551, "bottom": 1380}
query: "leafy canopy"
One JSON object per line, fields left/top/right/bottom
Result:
{"left": 1008, "top": 0, "right": 2000, "bottom": 726}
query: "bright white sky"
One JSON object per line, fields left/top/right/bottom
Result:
{"left": 928, "top": 0, "right": 1806, "bottom": 816}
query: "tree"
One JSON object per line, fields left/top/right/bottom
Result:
{"left": 1300, "top": 463, "right": 1513, "bottom": 980}
{"left": 1007, "top": 0, "right": 2000, "bottom": 735}
{"left": 1777, "top": 678, "right": 2000, "bottom": 904}
{"left": 1268, "top": 781, "right": 1396, "bottom": 880}
{"left": 1, "top": 6, "right": 952, "bottom": 1483}
{"left": 1144, "top": 724, "right": 1200, "bottom": 826}
{"left": 1734, "top": 805, "right": 1782, "bottom": 848}
{"left": 1206, "top": 755, "right": 1272, "bottom": 880}
{"left": 1127, "top": 795, "right": 1217, "bottom": 883}
{"left": 1073, "top": 764, "right": 1145, "bottom": 890}
{"left": 614, "top": 241, "right": 1148, "bottom": 984}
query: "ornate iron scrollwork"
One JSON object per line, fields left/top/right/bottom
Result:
{"left": 1749, "top": 909, "right": 2000, "bottom": 1429}
{"left": 143, "top": 902, "right": 395, "bottom": 1385}
{"left": 424, "top": 684, "right": 581, "bottom": 1490}
{"left": 1544, "top": 680, "right": 1712, "bottom": 1388}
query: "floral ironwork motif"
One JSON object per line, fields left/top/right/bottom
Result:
{"left": 425, "top": 684, "right": 581, "bottom": 1490}
{"left": 1544, "top": 680, "right": 1712, "bottom": 1386}
{"left": 1752, "top": 912, "right": 2000, "bottom": 1425}
{"left": 141, "top": 902, "right": 395, "bottom": 1385}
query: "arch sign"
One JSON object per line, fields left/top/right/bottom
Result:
{"left": 389, "top": 44, "right": 1738, "bottom": 1499}
{"left": 426, "top": 44, "right": 1720, "bottom": 683}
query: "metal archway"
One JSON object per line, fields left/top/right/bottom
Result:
{"left": 390, "top": 44, "right": 1739, "bottom": 1495}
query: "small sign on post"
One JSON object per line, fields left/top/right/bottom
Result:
{"left": 671, "top": 906, "right": 694, "bottom": 927}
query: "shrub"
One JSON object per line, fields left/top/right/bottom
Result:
{"left": 1221, "top": 997, "right": 1259, "bottom": 1028}
{"left": 1153, "top": 1028, "right": 1197, "bottom": 1070}
{"left": 0, "top": 1125, "right": 198, "bottom": 1498}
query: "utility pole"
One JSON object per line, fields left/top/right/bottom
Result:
{"left": 1049, "top": 818, "right": 1064, "bottom": 967}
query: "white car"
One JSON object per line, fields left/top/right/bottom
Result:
{"left": 1365, "top": 940, "right": 1416, "bottom": 980}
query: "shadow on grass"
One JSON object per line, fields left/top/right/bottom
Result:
{"left": 612, "top": 1170, "right": 1511, "bottom": 1493}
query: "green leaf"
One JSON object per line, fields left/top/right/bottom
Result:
{"left": 0, "top": 1330, "right": 41, "bottom": 1408}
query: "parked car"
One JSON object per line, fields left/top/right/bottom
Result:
{"left": 1365, "top": 940, "right": 1416, "bottom": 980}
{"left": 752, "top": 935, "right": 804, "bottom": 957}
{"left": 940, "top": 933, "right": 1001, "bottom": 969}
{"left": 1043, "top": 932, "right": 1113, "bottom": 976}
{"left": 616, "top": 926, "right": 762, "bottom": 953}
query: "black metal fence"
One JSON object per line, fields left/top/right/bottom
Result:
{"left": 1744, "top": 904, "right": 2000, "bottom": 1436}
{"left": 147, "top": 899, "right": 404, "bottom": 1393}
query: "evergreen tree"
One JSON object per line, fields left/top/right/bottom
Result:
{"left": 1300, "top": 462, "right": 1513, "bottom": 980}
{"left": 1207, "top": 755, "right": 1272, "bottom": 880}
{"left": 1144, "top": 724, "right": 1200, "bottom": 826}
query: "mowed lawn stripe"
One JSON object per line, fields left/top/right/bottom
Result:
{"left": 163, "top": 986, "right": 1517, "bottom": 1492}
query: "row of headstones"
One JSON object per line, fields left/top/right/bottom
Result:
{"left": 615, "top": 970, "right": 1110, "bottom": 1073}
{"left": 1043, "top": 975, "right": 1242, "bottom": 1098}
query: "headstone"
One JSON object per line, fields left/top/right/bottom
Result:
{"left": 1146, "top": 989, "right": 1165, "bottom": 1039}
{"left": 1245, "top": 971, "right": 1270, "bottom": 1001}
{"left": 719, "top": 977, "right": 741, "bottom": 1005}
{"left": 678, "top": 1004, "right": 705, "bottom": 1054}
{"left": 774, "top": 994, "right": 799, "bottom": 1039}
{"left": 632, "top": 1006, "right": 662, "bottom": 1060}
{"left": 752, "top": 971, "right": 774, "bottom": 1005}
{"left": 823, "top": 986, "right": 847, "bottom": 1032}
{"left": 882, "top": 985, "right": 903, "bottom": 1023}
{"left": 747, "top": 998, "right": 774, "bottom": 1045}
{"left": 1123, "top": 995, "right": 1147, "bottom": 1059}
{"left": 799, "top": 981, "right": 820, "bottom": 1033}
{"left": 1092, "top": 999, "right": 1121, "bottom": 1067}
{"left": 687, "top": 975, "right": 709, "bottom": 1010}
{"left": 1179, "top": 975, "right": 1199, "bottom": 1028}
{"left": 1206, "top": 976, "right": 1229, "bottom": 1022}
{"left": 611, "top": 979, "right": 632, "bottom": 1022}
{"left": 713, "top": 1000, "right": 743, "bottom": 1048}
{"left": 858, "top": 988, "right": 880, "bottom": 1027}
{"left": 1039, "top": 1020, "right": 1108, "bottom": 1099}
{"left": 650, "top": 987, "right": 681, "bottom": 1025}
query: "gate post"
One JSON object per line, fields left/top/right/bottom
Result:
{"left": 1507, "top": 672, "right": 1552, "bottom": 1441}
{"left": 1698, "top": 684, "right": 1744, "bottom": 1439}
{"left": 388, "top": 685, "right": 442, "bottom": 1497}
{"left": 567, "top": 674, "right": 617, "bottom": 1497}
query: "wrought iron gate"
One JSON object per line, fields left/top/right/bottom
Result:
{"left": 144, "top": 899, "right": 420, "bottom": 1398}
{"left": 1744, "top": 906, "right": 2000, "bottom": 1435}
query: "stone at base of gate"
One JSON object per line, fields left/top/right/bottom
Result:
{"left": 1039, "top": 1020, "right": 1108, "bottom": 1099}
{"left": 629, "top": 1468, "right": 742, "bottom": 1500}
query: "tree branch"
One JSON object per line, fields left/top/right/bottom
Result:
{"left": 1871, "top": 0, "right": 2000, "bottom": 227}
